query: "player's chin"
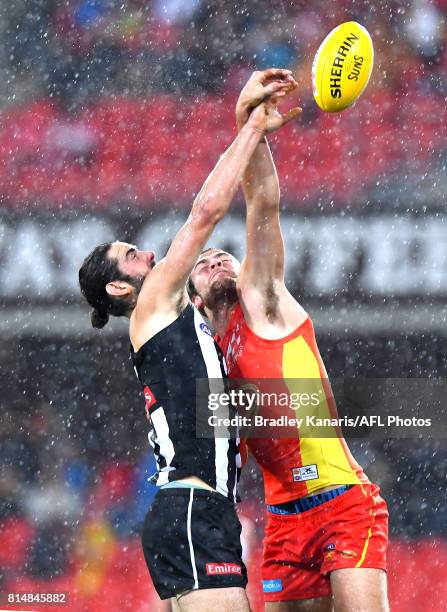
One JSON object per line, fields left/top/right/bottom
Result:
{"left": 211, "top": 275, "right": 235, "bottom": 290}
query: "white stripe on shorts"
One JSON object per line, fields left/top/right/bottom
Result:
{"left": 187, "top": 488, "right": 199, "bottom": 590}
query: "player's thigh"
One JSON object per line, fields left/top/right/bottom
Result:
{"left": 265, "top": 597, "right": 333, "bottom": 612}
{"left": 330, "top": 568, "right": 388, "bottom": 612}
{"left": 177, "top": 587, "right": 250, "bottom": 612}
{"left": 170, "top": 598, "right": 181, "bottom": 612}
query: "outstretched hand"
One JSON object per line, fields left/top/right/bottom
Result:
{"left": 237, "top": 69, "right": 301, "bottom": 133}
{"left": 247, "top": 96, "right": 302, "bottom": 135}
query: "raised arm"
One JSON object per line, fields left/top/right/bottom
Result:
{"left": 154, "top": 118, "right": 264, "bottom": 296}
{"left": 133, "top": 90, "right": 287, "bottom": 325}
{"left": 235, "top": 71, "right": 307, "bottom": 334}
{"left": 238, "top": 123, "right": 284, "bottom": 284}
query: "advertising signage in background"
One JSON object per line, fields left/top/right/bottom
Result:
{"left": 1, "top": 212, "right": 446, "bottom": 302}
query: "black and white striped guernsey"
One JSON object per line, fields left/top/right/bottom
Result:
{"left": 131, "top": 302, "right": 241, "bottom": 503}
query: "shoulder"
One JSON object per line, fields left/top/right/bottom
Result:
{"left": 130, "top": 296, "right": 190, "bottom": 352}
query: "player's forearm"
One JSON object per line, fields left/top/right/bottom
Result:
{"left": 241, "top": 139, "right": 280, "bottom": 211}
{"left": 191, "top": 122, "right": 263, "bottom": 226}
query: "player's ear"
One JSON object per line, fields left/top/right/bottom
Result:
{"left": 106, "top": 280, "right": 132, "bottom": 298}
{"left": 191, "top": 294, "right": 204, "bottom": 311}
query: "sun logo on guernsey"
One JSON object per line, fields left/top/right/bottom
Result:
{"left": 225, "top": 324, "right": 242, "bottom": 373}
{"left": 199, "top": 322, "right": 213, "bottom": 337}
{"left": 206, "top": 563, "right": 242, "bottom": 575}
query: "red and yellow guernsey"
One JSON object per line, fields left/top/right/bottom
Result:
{"left": 218, "top": 304, "right": 369, "bottom": 504}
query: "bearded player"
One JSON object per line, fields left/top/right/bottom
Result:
{"left": 188, "top": 73, "right": 389, "bottom": 611}
{"left": 79, "top": 70, "right": 301, "bottom": 611}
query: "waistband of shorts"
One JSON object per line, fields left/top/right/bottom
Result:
{"left": 156, "top": 486, "right": 235, "bottom": 506}
{"left": 161, "top": 480, "right": 210, "bottom": 491}
{"left": 266, "top": 485, "right": 354, "bottom": 515}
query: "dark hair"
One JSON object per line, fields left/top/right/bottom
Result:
{"left": 186, "top": 276, "right": 198, "bottom": 300}
{"left": 78, "top": 242, "right": 135, "bottom": 329}
{"left": 186, "top": 247, "right": 217, "bottom": 300}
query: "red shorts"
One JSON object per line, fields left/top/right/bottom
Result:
{"left": 262, "top": 483, "right": 388, "bottom": 602}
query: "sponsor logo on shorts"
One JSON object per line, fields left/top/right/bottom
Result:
{"left": 291, "top": 464, "right": 319, "bottom": 482}
{"left": 206, "top": 562, "right": 242, "bottom": 575}
{"left": 263, "top": 579, "right": 283, "bottom": 593}
{"left": 323, "top": 543, "right": 358, "bottom": 560}
{"left": 324, "top": 543, "right": 336, "bottom": 561}
{"left": 200, "top": 322, "right": 213, "bottom": 336}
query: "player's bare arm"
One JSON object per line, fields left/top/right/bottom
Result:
{"left": 235, "top": 70, "right": 308, "bottom": 339}
{"left": 129, "top": 89, "right": 290, "bottom": 351}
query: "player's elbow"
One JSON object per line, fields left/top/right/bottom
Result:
{"left": 194, "top": 197, "right": 226, "bottom": 228}
{"left": 249, "top": 194, "right": 280, "bottom": 213}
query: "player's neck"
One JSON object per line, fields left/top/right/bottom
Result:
{"left": 208, "top": 301, "right": 238, "bottom": 339}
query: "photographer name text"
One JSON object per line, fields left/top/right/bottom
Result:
{"left": 208, "top": 415, "right": 432, "bottom": 428}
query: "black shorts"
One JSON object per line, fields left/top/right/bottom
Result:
{"left": 141, "top": 487, "right": 247, "bottom": 600}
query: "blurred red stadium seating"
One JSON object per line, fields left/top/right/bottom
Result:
{"left": 0, "top": 88, "right": 445, "bottom": 209}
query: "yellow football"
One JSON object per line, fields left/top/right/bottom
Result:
{"left": 312, "top": 21, "right": 374, "bottom": 112}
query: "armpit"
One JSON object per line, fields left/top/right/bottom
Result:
{"left": 265, "top": 283, "right": 279, "bottom": 322}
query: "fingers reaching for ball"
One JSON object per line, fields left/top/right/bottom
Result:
{"left": 236, "top": 68, "right": 300, "bottom": 130}
{"left": 263, "top": 103, "right": 303, "bottom": 134}
{"left": 248, "top": 100, "right": 302, "bottom": 135}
